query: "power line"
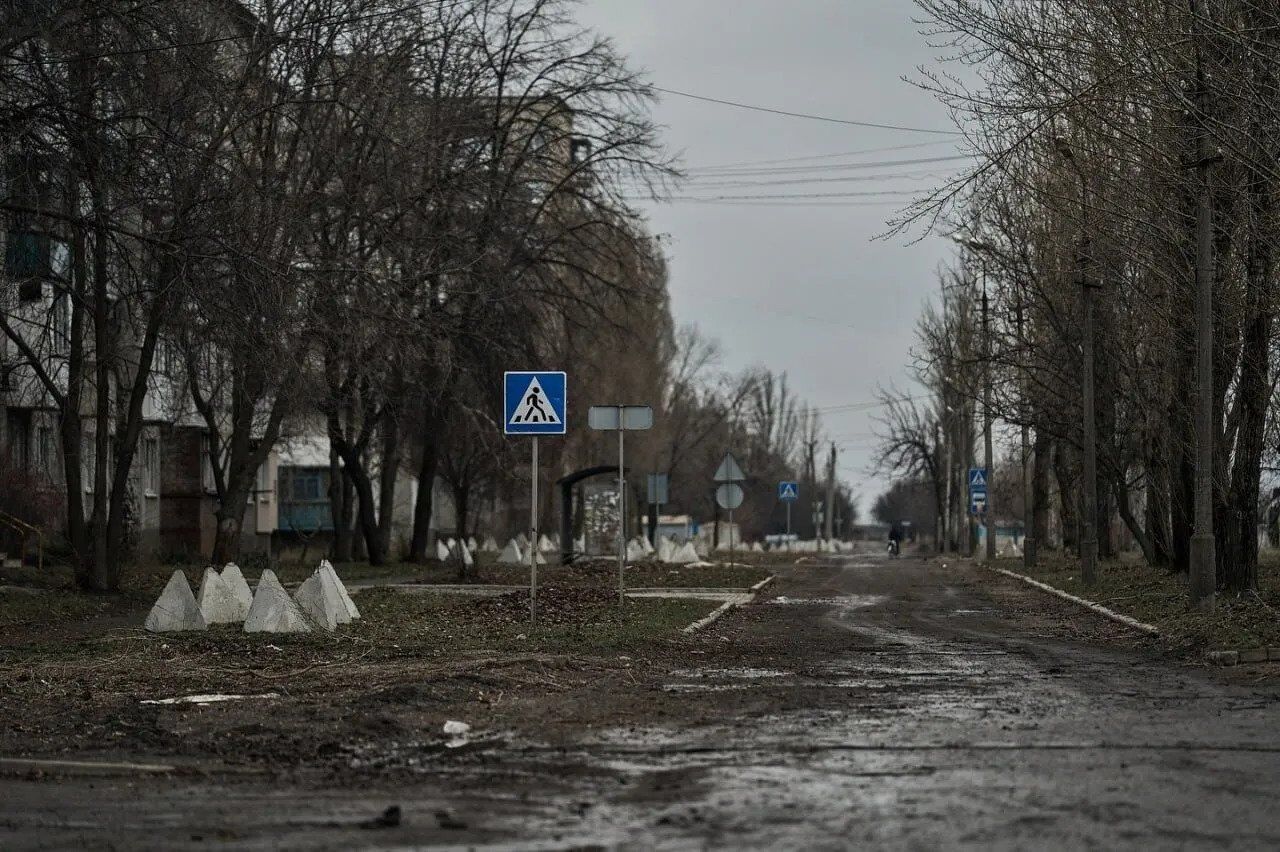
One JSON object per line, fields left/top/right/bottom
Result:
{"left": 640, "top": 199, "right": 909, "bottom": 208}
{"left": 682, "top": 169, "right": 946, "bottom": 190}
{"left": 813, "top": 395, "right": 924, "bottom": 414}
{"left": 687, "top": 140, "right": 959, "bottom": 171}
{"left": 650, "top": 188, "right": 923, "bottom": 202}
{"left": 680, "top": 154, "right": 972, "bottom": 177}
{"left": 652, "top": 86, "right": 961, "bottom": 135}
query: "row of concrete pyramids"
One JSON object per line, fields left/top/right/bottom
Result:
{"left": 144, "top": 561, "right": 360, "bottom": 633}
{"left": 434, "top": 533, "right": 565, "bottom": 554}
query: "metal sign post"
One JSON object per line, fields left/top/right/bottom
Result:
{"left": 715, "top": 483, "right": 744, "bottom": 566}
{"left": 589, "top": 405, "right": 654, "bottom": 607}
{"left": 530, "top": 436, "right": 538, "bottom": 621}
{"left": 715, "top": 453, "right": 746, "bottom": 566}
{"left": 778, "top": 481, "right": 798, "bottom": 551}
{"left": 968, "top": 467, "right": 989, "bottom": 554}
{"left": 504, "top": 371, "right": 567, "bottom": 624}
{"left": 646, "top": 473, "right": 668, "bottom": 545}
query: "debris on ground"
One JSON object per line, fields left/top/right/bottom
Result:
{"left": 358, "top": 805, "right": 402, "bottom": 829}
{"left": 471, "top": 587, "right": 617, "bottom": 625}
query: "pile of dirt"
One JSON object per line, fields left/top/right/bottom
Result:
{"left": 471, "top": 586, "right": 620, "bottom": 625}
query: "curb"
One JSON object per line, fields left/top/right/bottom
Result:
{"left": 0, "top": 757, "right": 176, "bottom": 776}
{"left": 682, "top": 574, "right": 776, "bottom": 634}
{"left": 1206, "top": 647, "right": 1280, "bottom": 667}
{"left": 987, "top": 566, "right": 1161, "bottom": 637}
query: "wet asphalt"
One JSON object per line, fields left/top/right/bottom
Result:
{"left": 4, "top": 554, "right": 1280, "bottom": 850}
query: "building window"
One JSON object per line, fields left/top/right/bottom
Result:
{"left": 143, "top": 436, "right": 159, "bottom": 497}
{"left": 5, "top": 231, "right": 69, "bottom": 300}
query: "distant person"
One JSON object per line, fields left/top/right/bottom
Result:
{"left": 888, "top": 522, "right": 904, "bottom": 557}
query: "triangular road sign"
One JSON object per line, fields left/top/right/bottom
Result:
{"left": 779, "top": 482, "right": 798, "bottom": 500}
{"left": 969, "top": 468, "right": 987, "bottom": 488}
{"left": 714, "top": 452, "right": 745, "bottom": 482}
{"left": 509, "top": 376, "right": 562, "bottom": 427}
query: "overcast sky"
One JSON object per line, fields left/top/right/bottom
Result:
{"left": 575, "top": 0, "right": 965, "bottom": 512}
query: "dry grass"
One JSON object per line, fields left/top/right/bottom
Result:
{"left": 1001, "top": 551, "right": 1280, "bottom": 651}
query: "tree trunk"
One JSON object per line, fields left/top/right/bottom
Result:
{"left": 377, "top": 409, "right": 401, "bottom": 559}
{"left": 1031, "top": 429, "right": 1052, "bottom": 549}
{"left": 90, "top": 200, "right": 112, "bottom": 591}
{"left": 1114, "top": 478, "right": 1157, "bottom": 567}
{"left": 344, "top": 457, "right": 384, "bottom": 565}
{"left": 1221, "top": 225, "right": 1271, "bottom": 593}
{"left": 453, "top": 479, "right": 471, "bottom": 581}
{"left": 1145, "top": 453, "right": 1172, "bottom": 568}
{"left": 212, "top": 472, "right": 252, "bottom": 566}
{"left": 328, "top": 446, "right": 350, "bottom": 562}
{"left": 1054, "top": 443, "right": 1078, "bottom": 553}
{"left": 408, "top": 400, "right": 445, "bottom": 562}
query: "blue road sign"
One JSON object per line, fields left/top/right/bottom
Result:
{"left": 969, "top": 490, "right": 988, "bottom": 516}
{"left": 968, "top": 468, "right": 988, "bottom": 490}
{"left": 778, "top": 481, "right": 799, "bottom": 502}
{"left": 504, "top": 371, "right": 567, "bottom": 435}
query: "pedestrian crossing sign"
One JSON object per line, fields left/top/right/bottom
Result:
{"left": 968, "top": 468, "right": 988, "bottom": 489}
{"left": 778, "top": 481, "right": 799, "bottom": 502}
{"left": 504, "top": 372, "right": 567, "bottom": 435}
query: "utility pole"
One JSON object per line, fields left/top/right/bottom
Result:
{"left": 824, "top": 442, "right": 836, "bottom": 542}
{"left": 1189, "top": 0, "right": 1216, "bottom": 612}
{"left": 1018, "top": 296, "right": 1036, "bottom": 569}
{"left": 1055, "top": 137, "right": 1098, "bottom": 588}
{"left": 982, "top": 263, "right": 995, "bottom": 561}
{"left": 936, "top": 420, "right": 946, "bottom": 553}
{"left": 805, "top": 438, "right": 817, "bottom": 538}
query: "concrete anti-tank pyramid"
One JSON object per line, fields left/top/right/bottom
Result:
{"left": 145, "top": 570, "right": 208, "bottom": 632}
{"left": 436, "top": 539, "right": 450, "bottom": 561}
{"left": 640, "top": 536, "right": 655, "bottom": 555}
{"left": 466, "top": 536, "right": 478, "bottom": 552}
{"left": 481, "top": 536, "right": 499, "bottom": 553}
{"left": 657, "top": 537, "right": 676, "bottom": 563}
{"left": 626, "top": 539, "right": 647, "bottom": 562}
{"left": 459, "top": 541, "right": 474, "bottom": 567}
{"left": 197, "top": 566, "right": 244, "bottom": 625}
{"left": 497, "top": 539, "right": 524, "bottom": 565}
{"left": 320, "top": 560, "right": 360, "bottom": 620}
{"left": 219, "top": 563, "right": 254, "bottom": 616}
{"left": 244, "top": 569, "right": 311, "bottom": 633}
{"left": 670, "top": 542, "right": 701, "bottom": 565}
{"left": 294, "top": 568, "right": 344, "bottom": 630}
{"left": 538, "top": 534, "right": 555, "bottom": 552}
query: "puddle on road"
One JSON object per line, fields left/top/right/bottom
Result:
{"left": 663, "top": 667, "right": 793, "bottom": 693}
{"left": 662, "top": 683, "right": 755, "bottom": 693}
{"left": 771, "top": 594, "right": 888, "bottom": 608}
{"left": 669, "top": 667, "right": 790, "bottom": 680}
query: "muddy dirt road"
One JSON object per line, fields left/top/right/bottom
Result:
{"left": 4, "top": 555, "right": 1280, "bottom": 849}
